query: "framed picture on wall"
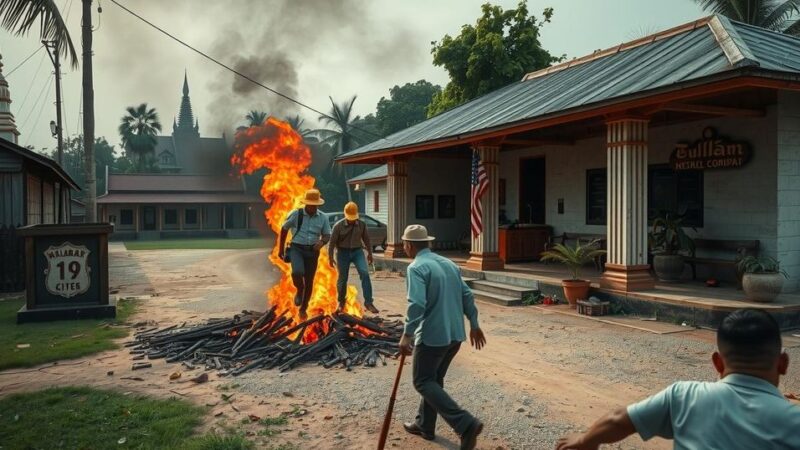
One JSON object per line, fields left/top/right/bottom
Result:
{"left": 438, "top": 195, "right": 455, "bottom": 219}
{"left": 415, "top": 195, "right": 434, "bottom": 219}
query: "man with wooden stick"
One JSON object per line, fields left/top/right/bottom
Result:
{"left": 278, "top": 189, "right": 331, "bottom": 320}
{"left": 556, "top": 308, "right": 800, "bottom": 450}
{"left": 398, "top": 224, "right": 486, "bottom": 450}
{"left": 328, "top": 202, "right": 379, "bottom": 314}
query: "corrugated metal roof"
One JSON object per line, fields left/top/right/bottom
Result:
{"left": 347, "top": 165, "right": 387, "bottom": 184}
{"left": 0, "top": 137, "right": 80, "bottom": 189}
{"left": 340, "top": 15, "right": 800, "bottom": 161}
{"left": 107, "top": 174, "right": 243, "bottom": 192}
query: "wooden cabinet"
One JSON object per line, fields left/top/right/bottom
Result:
{"left": 499, "top": 226, "right": 552, "bottom": 263}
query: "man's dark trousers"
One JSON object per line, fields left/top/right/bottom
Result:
{"left": 289, "top": 243, "right": 319, "bottom": 311}
{"left": 413, "top": 342, "right": 475, "bottom": 436}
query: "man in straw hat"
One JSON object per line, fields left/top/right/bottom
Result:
{"left": 398, "top": 224, "right": 486, "bottom": 450}
{"left": 278, "top": 188, "right": 331, "bottom": 320}
{"left": 328, "top": 202, "right": 379, "bottom": 314}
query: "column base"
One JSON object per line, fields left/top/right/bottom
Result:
{"left": 465, "top": 253, "right": 505, "bottom": 271}
{"left": 384, "top": 243, "right": 406, "bottom": 259}
{"left": 600, "top": 263, "right": 655, "bottom": 291}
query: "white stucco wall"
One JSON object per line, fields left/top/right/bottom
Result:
{"left": 365, "top": 181, "right": 388, "bottom": 225}
{"left": 498, "top": 112, "right": 785, "bottom": 283}
{"left": 406, "top": 157, "right": 470, "bottom": 243}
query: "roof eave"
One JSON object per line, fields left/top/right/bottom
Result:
{"left": 338, "top": 69, "right": 797, "bottom": 164}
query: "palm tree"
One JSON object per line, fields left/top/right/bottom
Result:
{"left": 245, "top": 110, "right": 268, "bottom": 127}
{"left": 694, "top": 0, "right": 800, "bottom": 35}
{"left": 313, "top": 96, "right": 364, "bottom": 201}
{"left": 0, "top": 0, "right": 78, "bottom": 67}
{"left": 118, "top": 104, "right": 162, "bottom": 172}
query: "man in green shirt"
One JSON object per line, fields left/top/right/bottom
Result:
{"left": 556, "top": 308, "right": 799, "bottom": 450}
{"left": 398, "top": 224, "right": 487, "bottom": 450}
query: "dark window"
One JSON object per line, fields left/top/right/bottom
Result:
{"left": 120, "top": 209, "right": 133, "bottom": 225}
{"left": 185, "top": 209, "right": 198, "bottom": 224}
{"left": 648, "top": 165, "right": 703, "bottom": 227}
{"left": 415, "top": 195, "right": 434, "bottom": 219}
{"left": 438, "top": 195, "right": 455, "bottom": 219}
{"left": 584, "top": 166, "right": 704, "bottom": 227}
{"left": 373, "top": 190, "right": 380, "bottom": 212}
{"left": 164, "top": 209, "right": 178, "bottom": 225}
{"left": 585, "top": 169, "right": 607, "bottom": 225}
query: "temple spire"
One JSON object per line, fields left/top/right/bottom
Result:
{"left": 174, "top": 71, "right": 199, "bottom": 137}
{"left": 0, "top": 53, "right": 20, "bottom": 144}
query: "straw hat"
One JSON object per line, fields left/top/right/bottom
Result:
{"left": 344, "top": 202, "right": 359, "bottom": 221}
{"left": 401, "top": 224, "right": 435, "bottom": 242}
{"left": 300, "top": 189, "right": 325, "bottom": 206}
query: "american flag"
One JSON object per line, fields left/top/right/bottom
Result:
{"left": 471, "top": 149, "right": 489, "bottom": 238}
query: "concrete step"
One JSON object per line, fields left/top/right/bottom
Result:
{"left": 482, "top": 271, "right": 540, "bottom": 290}
{"left": 471, "top": 289, "right": 522, "bottom": 307}
{"left": 468, "top": 280, "right": 537, "bottom": 299}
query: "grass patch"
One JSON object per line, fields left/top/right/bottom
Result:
{"left": 0, "top": 296, "right": 137, "bottom": 371}
{"left": 124, "top": 238, "right": 268, "bottom": 251}
{"left": 0, "top": 387, "right": 230, "bottom": 449}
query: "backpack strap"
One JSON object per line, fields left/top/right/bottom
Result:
{"left": 296, "top": 208, "right": 305, "bottom": 233}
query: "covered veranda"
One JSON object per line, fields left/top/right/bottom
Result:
{"left": 339, "top": 16, "right": 800, "bottom": 324}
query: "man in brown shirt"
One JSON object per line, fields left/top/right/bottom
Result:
{"left": 329, "top": 202, "right": 378, "bottom": 313}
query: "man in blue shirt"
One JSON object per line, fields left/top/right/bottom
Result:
{"left": 278, "top": 189, "right": 331, "bottom": 320}
{"left": 556, "top": 308, "right": 800, "bottom": 450}
{"left": 398, "top": 224, "right": 487, "bottom": 450}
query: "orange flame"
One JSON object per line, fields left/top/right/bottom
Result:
{"left": 231, "top": 118, "right": 362, "bottom": 343}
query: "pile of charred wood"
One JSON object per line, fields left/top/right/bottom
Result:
{"left": 126, "top": 307, "right": 403, "bottom": 376}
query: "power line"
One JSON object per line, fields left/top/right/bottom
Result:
{"left": 15, "top": 51, "right": 47, "bottom": 112}
{"left": 19, "top": 73, "right": 53, "bottom": 136}
{"left": 23, "top": 75, "right": 54, "bottom": 146}
{"left": 5, "top": 45, "right": 44, "bottom": 77}
{"left": 108, "top": 0, "right": 385, "bottom": 141}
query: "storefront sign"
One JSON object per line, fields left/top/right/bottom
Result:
{"left": 44, "top": 242, "right": 91, "bottom": 298}
{"left": 670, "top": 127, "right": 751, "bottom": 171}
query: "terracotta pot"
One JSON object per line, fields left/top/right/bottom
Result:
{"left": 653, "top": 254, "right": 685, "bottom": 282}
{"left": 742, "top": 272, "right": 784, "bottom": 303}
{"left": 562, "top": 279, "right": 591, "bottom": 308}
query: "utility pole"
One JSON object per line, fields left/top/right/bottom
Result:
{"left": 43, "top": 40, "right": 64, "bottom": 166}
{"left": 82, "top": 0, "right": 97, "bottom": 222}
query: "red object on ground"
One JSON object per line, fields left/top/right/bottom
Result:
{"left": 706, "top": 278, "right": 720, "bottom": 287}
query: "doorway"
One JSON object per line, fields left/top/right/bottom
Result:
{"left": 142, "top": 206, "right": 157, "bottom": 230}
{"left": 519, "top": 157, "right": 546, "bottom": 224}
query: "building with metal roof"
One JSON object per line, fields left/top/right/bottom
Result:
{"left": 336, "top": 15, "right": 800, "bottom": 322}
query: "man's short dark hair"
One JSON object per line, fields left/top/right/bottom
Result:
{"left": 717, "top": 309, "right": 782, "bottom": 370}
{"left": 407, "top": 240, "right": 430, "bottom": 252}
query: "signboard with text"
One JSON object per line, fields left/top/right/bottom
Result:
{"left": 670, "top": 127, "right": 752, "bottom": 171}
{"left": 17, "top": 223, "right": 114, "bottom": 323}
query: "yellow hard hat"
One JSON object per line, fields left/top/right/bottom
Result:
{"left": 344, "top": 202, "right": 359, "bottom": 221}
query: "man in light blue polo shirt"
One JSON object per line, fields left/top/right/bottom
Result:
{"left": 397, "top": 224, "right": 487, "bottom": 450}
{"left": 556, "top": 308, "right": 799, "bottom": 450}
{"left": 278, "top": 189, "right": 331, "bottom": 320}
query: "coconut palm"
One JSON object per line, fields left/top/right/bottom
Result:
{"left": 0, "top": 0, "right": 77, "bottom": 67}
{"left": 245, "top": 110, "right": 268, "bottom": 127}
{"left": 118, "top": 104, "right": 162, "bottom": 172}
{"left": 313, "top": 96, "right": 364, "bottom": 200}
{"left": 694, "top": 0, "right": 800, "bottom": 35}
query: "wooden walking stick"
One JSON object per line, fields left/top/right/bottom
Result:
{"left": 377, "top": 352, "right": 406, "bottom": 450}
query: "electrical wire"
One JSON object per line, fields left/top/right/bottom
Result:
{"left": 24, "top": 76, "right": 54, "bottom": 146}
{"left": 5, "top": 45, "right": 44, "bottom": 77}
{"left": 108, "top": 0, "right": 385, "bottom": 141}
{"left": 19, "top": 73, "right": 53, "bottom": 139}
{"left": 15, "top": 51, "right": 47, "bottom": 113}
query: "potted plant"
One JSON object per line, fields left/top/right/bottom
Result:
{"left": 648, "top": 211, "right": 694, "bottom": 282}
{"left": 540, "top": 239, "right": 606, "bottom": 308}
{"left": 737, "top": 256, "right": 787, "bottom": 302}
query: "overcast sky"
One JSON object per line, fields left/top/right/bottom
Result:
{"left": 0, "top": 0, "right": 706, "bottom": 154}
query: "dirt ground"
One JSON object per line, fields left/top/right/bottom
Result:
{"left": 1, "top": 244, "right": 798, "bottom": 450}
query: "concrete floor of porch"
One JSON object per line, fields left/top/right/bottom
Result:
{"left": 374, "top": 251, "right": 800, "bottom": 329}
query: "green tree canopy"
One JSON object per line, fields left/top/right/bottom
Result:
{"left": 245, "top": 110, "right": 268, "bottom": 127}
{"left": 45, "top": 135, "right": 115, "bottom": 197}
{"left": 376, "top": 80, "right": 441, "bottom": 135}
{"left": 427, "top": 1, "right": 562, "bottom": 117}
{"left": 694, "top": 0, "right": 800, "bottom": 35}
